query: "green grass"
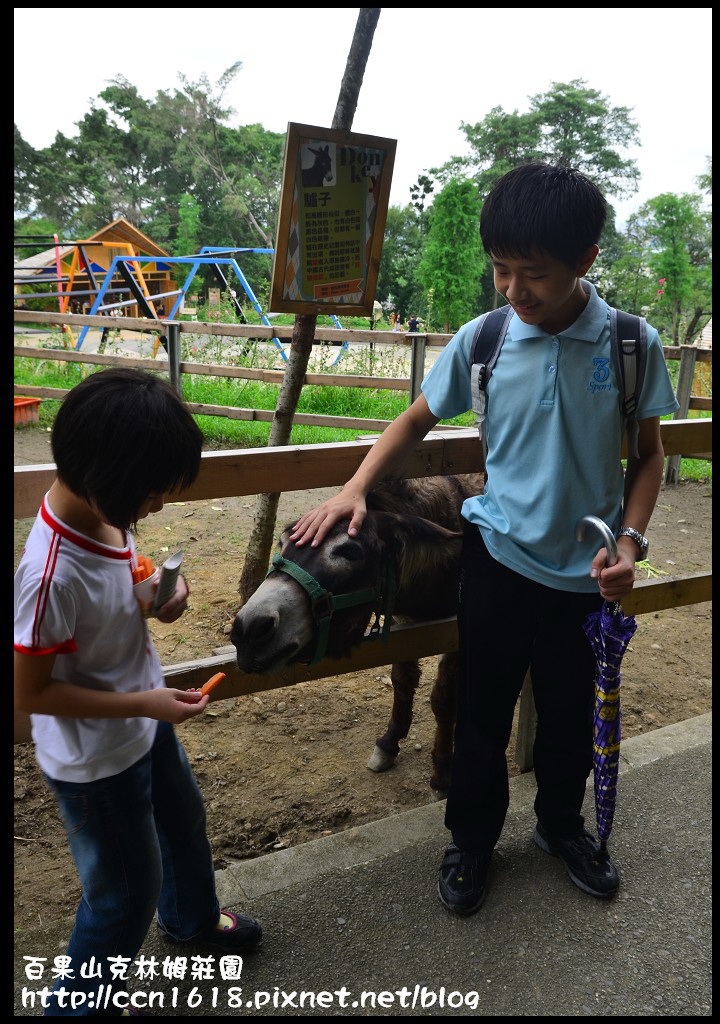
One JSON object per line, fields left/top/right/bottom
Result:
{"left": 669, "top": 457, "right": 711, "bottom": 482}
{"left": 14, "top": 355, "right": 85, "bottom": 391}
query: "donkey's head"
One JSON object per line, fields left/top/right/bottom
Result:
{"left": 231, "top": 511, "right": 460, "bottom": 674}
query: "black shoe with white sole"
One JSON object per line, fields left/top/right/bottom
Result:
{"left": 534, "top": 822, "right": 619, "bottom": 897}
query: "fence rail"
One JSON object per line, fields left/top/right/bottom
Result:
{"left": 13, "top": 311, "right": 713, "bottom": 759}
{"left": 14, "top": 308, "right": 714, "bottom": 360}
{"left": 13, "top": 420, "right": 713, "bottom": 520}
{"left": 13, "top": 342, "right": 713, "bottom": 413}
{"left": 13, "top": 311, "right": 714, "bottom": 432}
{"left": 13, "top": 423, "right": 713, "bottom": 764}
{"left": 13, "top": 308, "right": 455, "bottom": 348}
{"left": 13, "top": 344, "right": 413, "bottom": 390}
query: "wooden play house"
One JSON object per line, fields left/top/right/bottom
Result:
{"left": 14, "top": 218, "right": 178, "bottom": 322}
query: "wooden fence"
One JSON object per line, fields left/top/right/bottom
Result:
{"left": 14, "top": 421, "right": 713, "bottom": 765}
{"left": 14, "top": 311, "right": 712, "bottom": 434}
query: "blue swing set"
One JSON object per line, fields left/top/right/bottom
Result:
{"left": 75, "top": 246, "right": 348, "bottom": 364}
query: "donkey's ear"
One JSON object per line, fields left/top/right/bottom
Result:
{"left": 371, "top": 510, "right": 462, "bottom": 545}
{"left": 277, "top": 522, "right": 299, "bottom": 549}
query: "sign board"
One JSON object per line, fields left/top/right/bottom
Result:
{"left": 270, "top": 123, "right": 396, "bottom": 316}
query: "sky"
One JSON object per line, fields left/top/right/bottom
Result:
{"left": 14, "top": 8, "right": 712, "bottom": 226}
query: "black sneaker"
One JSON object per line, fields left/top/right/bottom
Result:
{"left": 158, "top": 910, "right": 263, "bottom": 952}
{"left": 437, "top": 844, "right": 489, "bottom": 915}
{"left": 533, "top": 822, "right": 619, "bottom": 897}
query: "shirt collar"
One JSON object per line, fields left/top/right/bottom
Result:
{"left": 509, "top": 280, "right": 610, "bottom": 343}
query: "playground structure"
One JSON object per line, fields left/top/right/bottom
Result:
{"left": 14, "top": 220, "right": 174, "bottom": 349}
{"left": 73, "top": 247, "right": 344, "bottom": 363}
{"left": 15, "top": 226, "right": 347, "bottom": 364}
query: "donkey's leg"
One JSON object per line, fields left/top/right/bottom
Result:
{"left": 429, "top": 652, "right": 458, "bottom": 795}
{"left": 367, "top": 660, "right": 421, "bottom": 773}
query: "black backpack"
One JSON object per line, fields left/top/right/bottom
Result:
{"left": 469, "top": 304, "right": 648, "bottom": 463}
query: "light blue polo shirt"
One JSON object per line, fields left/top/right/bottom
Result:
{"left": 421, "top": 281, "right": 679, "bottom": 592}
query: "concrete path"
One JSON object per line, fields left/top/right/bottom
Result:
{"left": 14, "top": 714, "right": 711, "bottom": 1016}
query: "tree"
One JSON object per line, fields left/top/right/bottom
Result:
{"left": 375, "top": 205, "right": 428, "bottom": 318}
{"left": 409, "top": 172, "right": 435, "bottom": 213}
{"left": 13, "top": 68, "right": 285, "bottom": 265}
{"left": 14, "top": 125, "right": 38, "bottom": 215}
{"left": 597, "top": 191, "right": 712, "bottom": 344}
{"left": 592, "top": 213, "right": 656, "bottom": 317}
{"left": 696, "top": 156, "right": 712, "bottom": 196}
{"left": 424, "top": 79, "right": 640, "bottom": 201}
{"left": 527, "top": 80, "right": 640, "bottom": 197}
{"left": 14, "top": 214, "right": 66, "bottom": 312}
{"left": 417, "top": 178, "right": 485, "bottom": 332}
{"left": 14, "top": 215, "right": 63, "bottom": 260}
{"left": 452, "top": 106, "right": 543, "bottom": 199}
{"left": 173, "top": 193, "right": 201, "bottom": 257}
{"left": 642, "top": 193, "right": 712, "bottom": 344}
{"left": 97, "top": 67, "right": 285, "bottom": 253}
{"left": 237, "top": 8, "right": 382, "bottom": 603}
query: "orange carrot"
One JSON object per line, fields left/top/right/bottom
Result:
{"left": 199, "top": 672, "right": 226, "bottom": 696}
{"left": 132, "top": 555, "right": 156, "bottom": 584}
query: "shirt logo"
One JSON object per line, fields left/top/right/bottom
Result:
{"left": 587, "top": 356, "right": 612, "bottom": 393}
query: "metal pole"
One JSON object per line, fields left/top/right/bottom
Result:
{"left": 166, "top": 322, "right": 181, "bottom": 395}
{"left": 409, "top": 334, "right": 427, "bottom": 405}
{"left": 13, "top": 276, "right": 71, "bottom": 283}
{"left": 13, "top": 287, "right": 128, "bottom": 299}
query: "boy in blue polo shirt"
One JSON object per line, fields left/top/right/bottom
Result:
{"left": 290, "top": 162, "right": 678, "bottom": 914}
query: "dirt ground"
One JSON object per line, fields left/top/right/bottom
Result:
{"left": 13, "top": 424, "right": 712, "bottom": 935}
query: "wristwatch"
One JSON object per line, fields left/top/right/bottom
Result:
{"left": 617, "top": 527, "right": 649, "bottom": 561}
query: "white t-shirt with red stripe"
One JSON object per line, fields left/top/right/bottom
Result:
{"left": 14, "top": 495, "right": 164, "bottom": 782}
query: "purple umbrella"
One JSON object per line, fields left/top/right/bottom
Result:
{"left": 576, "top": 515, "right": 638, "bottom": 854}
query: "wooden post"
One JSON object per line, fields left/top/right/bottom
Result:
{"left": 166, "top": 322, "right": 181, "bottom": 395}
{"left": 409, "top": 333, "right": 426, "bottom": 404}
{"left": 665, "top": 345, "right": 698, "bottom": 485}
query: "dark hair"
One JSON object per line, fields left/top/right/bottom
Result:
{"left": 51, "top": 368, "right": 203, "bottom": 530}
{"left": 480, "top": 161, "right": 608, "bottom": 267}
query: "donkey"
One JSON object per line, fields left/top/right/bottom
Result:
{"left": 301, "top": 145, "right": 333, "bottom": 187}
{"left": 231, "top": 474, "right": 483, "bottom": 794}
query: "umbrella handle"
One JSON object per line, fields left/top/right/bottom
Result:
{"left": 575, "top": 515, "right": 618, "bottom": 568}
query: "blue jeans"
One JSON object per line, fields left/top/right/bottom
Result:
{"left": 42, "top": 722, "right": 219, "bottom": 1016}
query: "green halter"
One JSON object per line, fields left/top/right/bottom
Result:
{"left": 267, "top": 552, "right": 397, "bottom": 665}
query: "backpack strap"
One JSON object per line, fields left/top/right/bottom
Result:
{"left": 470, "top": 305, "right": 514, "bottom": 465}
{"left": 468, "top": 304, "right": 647, "bottom": 466}
{"left": 609, "top": 308, "right": 648, "bottom": 459}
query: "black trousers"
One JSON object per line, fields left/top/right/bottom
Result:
{"left": 445, "top": 525, "right": 604, "bottom": 852}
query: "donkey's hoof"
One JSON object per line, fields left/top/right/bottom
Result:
{"left": 429, "top": 786, "right": 448, "bottom": 802}
{"left": 367, "top": 744, "right": 397, "bottom": 773}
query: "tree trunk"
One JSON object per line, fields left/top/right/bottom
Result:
{"left": 238, "top": 8, "right": 381, "bottom": 604}
{"left": 682, "top": 307, "right": 709, "bottom": 346}
{"left": 672, "top": 298, "right": 680, "bottom": 345}
{"left": 237, "top": 313, "right": 318, "bottom": 600}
